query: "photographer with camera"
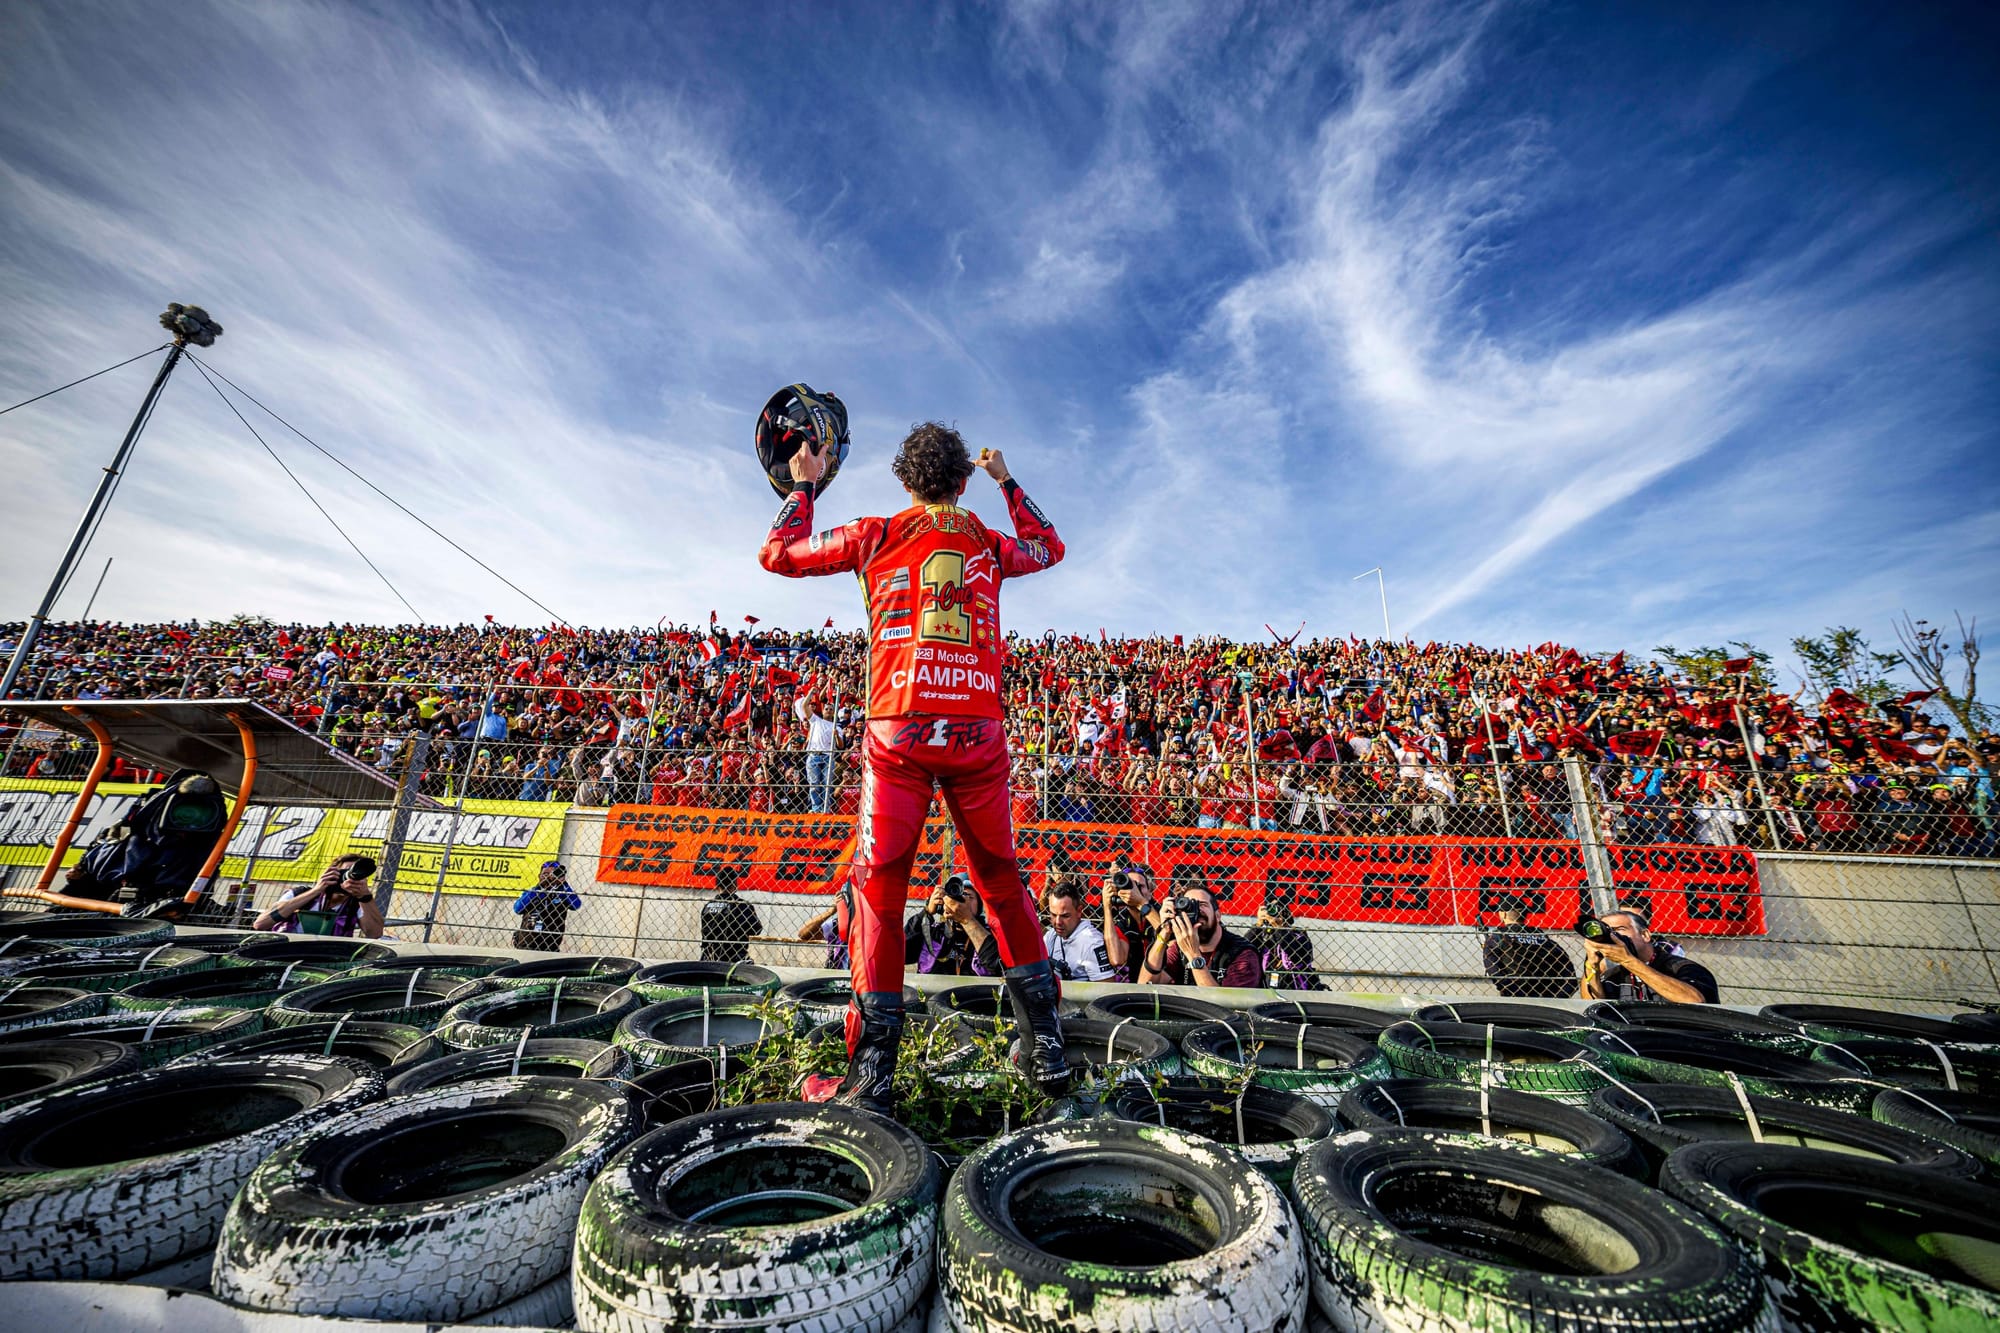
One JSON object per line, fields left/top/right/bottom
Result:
{"left": 512, "top": 859, "right": 583, "bottom": 952}
{"left": 254, "top": 853, "right": 383, "bottom": 938}
{"left": 1042, "top": 877, "right": 1117, "bottom": 982}
{"left": 1138, "top": 885, "right": 1265, "bottom": 988}
{"left": 1577, "top": 902, "right": 1718, "bottom": 1004}
{"left": 908, "top": 873, "right": 1000, "bottom": 977}
{"left": 1100, "top": 861, "right": 1160, "bottom": 982}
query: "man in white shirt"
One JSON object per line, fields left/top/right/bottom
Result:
{"left": 795, "top": 678, "right": 839, "bottom": 812}
{"left": 1042, "top": 879, "right": 1116, "bottom": 982}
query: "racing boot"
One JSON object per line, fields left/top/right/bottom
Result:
{"left": 1004, "top": 960, "right": 1072, "bottom": 1097}
{"left": 828, "top": 990, "right": 905, "bottom": 1120}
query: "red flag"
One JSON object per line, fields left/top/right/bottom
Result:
{"left": 767, "top": 666, "right": 800, "bottom": 687}
{"left": 824, "top": 617, "right": 835, "bottom": 628}
{"left": 483, "top": 614, "right": 495, "bottom": 624}
{"left": 1099, "top": 628, "right": 1108, "bottom": 643}
{"left": 709, "top": 611, "right": 718, "bottom": 626}
{"left": 665, "top": 631, "right": 692, "bottom": 646}
{"left": 1870, "top": 734, "right": 1928, "bottom": 764}
{"left": 699, "top": 640, "right": 721, "bottom": 662}
{"left": 1898, "top": 689, "right": 1938, "bottom": 706}
{"left": 1606, "top": 651, "right": 1626, "bottom": 675}
{"left": 1451, "top": 667, "right": 1473, "bottom": 693}
{"left": 723, "top": 690, "right": 753, "bottom": 730}
{"left": 1363, "top": 689, "right": 1387, "bottom": 722}
{"left": 1722, "top": 657, "right": 1753, "bottom": 675}
{"left": 744, "top": 615, "right": 760, "bottom": 625}
{"left": 1173, "top": 634, "right": 1184, "bottom": 647}
{"left": 1607, "top": 729, "right": 1666, "bottom": 757}
{"left": 276, "top": 629, "right": 292, "bottom": 648}
{"left": 1824, "top": 688, "right": 1865, "bottom": 715}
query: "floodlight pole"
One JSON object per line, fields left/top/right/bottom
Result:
{"left": 1353, "top": 568, "right": 1391, "bottom": 641}
{"left": 1, "top": 305, "right": 220, "bottom": 703}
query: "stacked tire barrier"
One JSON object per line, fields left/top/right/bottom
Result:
{"left": 0, "top": 910, "right": 1998, "bottom": 1332}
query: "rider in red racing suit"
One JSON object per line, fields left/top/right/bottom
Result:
{"left": 759, "top": 422, "right": 1071, "bottom": 1115}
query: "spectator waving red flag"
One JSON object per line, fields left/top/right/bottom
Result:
{"left": 1898, "top": 689, "right": 1938, "bottom": 706}
{"left": 483, "top": 614, "right": 495, "bottom": 624}
{"left": 745, "top": 615, "right": 760, "bottom": 625}
{"left": 699, "top": 639, "right": 722, "bottom": 662}
{"left": 1607, "top": 728, "right": 1666, "bottom": 757}
{"left": 723, "top": 690, "right": 753, "bottom": 731}
{"left": 767, "top": 665, "right": 800, "bottom": 687}
{"left": 1363, "top": 688, "right": 1387, "bottom": 722}
{"left": 1824, "top": 688, "right": 1865, "bottom": 715}
{"left": 824, "top": 617, "right": 835, "bottom": 628}
{"left": 1870, "top": 734, "right": 1929, "bottom": 764}
{"left": 1722, "top": 656, "right": 1753, "bottom": 675}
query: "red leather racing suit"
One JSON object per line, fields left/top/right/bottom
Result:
{"left": 759, "top": 480, "right": 1063, "bottom": 1015}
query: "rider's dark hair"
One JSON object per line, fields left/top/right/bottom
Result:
{"left": 892, "top": 422, "right": 975, "bottom": 503}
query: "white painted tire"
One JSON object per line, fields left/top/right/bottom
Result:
{"left": 0, "top": 1054, "right": 382, "bottom": 1281}
{"left": 935, "top": 1119, "right": 1309, "bottom": 1333}
{"left": 573, "top": 1102, "right": 942, "bottom": 1333}
{"left": 212, "top": 1075, "right": 638, "bottom": 1322}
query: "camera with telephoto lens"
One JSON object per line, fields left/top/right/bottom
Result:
{"left": 1573, "top": 915, "right": 1630, "bottom": 949}
{"left": 1107, "top": 866, "right": 1135, "bottom": 891}
{"left": 343, "top": 857, "right": 378, "bottom": 883}
{"left": 939, "top": 874, "right": 972, "bottom": 905}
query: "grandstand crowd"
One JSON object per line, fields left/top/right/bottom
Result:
{"left": 3, "top": 618, "right": 1993, "bottom": 860}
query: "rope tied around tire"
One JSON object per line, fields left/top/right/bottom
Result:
{"left": 1592, "top": 1065, "right": 1665, "bottom": 1122}
{"left": 143, "top": 1006, "right": 173, "bottom": 1042}
{"left": 140, "top": 942, "right": 173, "bottom": 970}
{"left": 1917, "top": 1038, "right": 1961, "bottom": 1091}
{"left": 321, "top": 1012, "right": 353, "bottom": 1055}
{"left": 278, "top": 960, "right": 301, "bottom": 988}
{"left": 1892, "top": 1087, "right": 1960, "bottom": 1123}
{"left": 1723, "top": 1072, "right": 1764, "bottom": 1142}
{"left": 1106, "top": 1015, "right": 1136, "bottom": 1066}
{"left": 1596, "top": 1028, "right": 1642, "bottom": 1056}
{"left": 510, "top": 1027, "right": 532, "bottom": 1075}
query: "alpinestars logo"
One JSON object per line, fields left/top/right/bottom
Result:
{"left": 773, "top": 496, "right": 801, "bottom": 531}
{"left": 1020, "top": 493, "right": 1051, "bottom": 527}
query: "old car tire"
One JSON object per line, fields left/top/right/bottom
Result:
{"left": 1294, "top": 1129, "right": 1761, "bottom": 1333}
{"left": 1377, "top": 1019, "right": 1611, "bottom": 1104}
{"left": 1591, "top": 1082, "right": 1980, "bottom": 1180}
{"left": 384, "top": 1037, "right": 631, "bottom": 1095}
{"left": 1663, "top": 1141, "right": 2000, "bottom": 1331}
{"left": 935, "top": 1118, "right": 1307, "bottom": 1333}
{"left": 212, "top": 1076, "right": 637, "bottom": 1321}
{"left": 1338, "top": 1077, "right": 1646, "bottom": 1178}
{"left": 1183, "top": 1019, "right": 1391, "bottom": 1106}
{"left": 435, "top": 980, "right": 640, "bottom": 1049}
{"left": 0, "top": 1054, "right": 381, "bottom": 1280}
{"left": 573, "top": 1101, "right": 941, "bottom": 1332}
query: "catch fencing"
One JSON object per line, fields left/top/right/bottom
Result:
{"left": 1, "top": 736, "right": 1995, "bottom": 1012}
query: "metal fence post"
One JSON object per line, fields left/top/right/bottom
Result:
{"left": 417, "top": 691, "right": 490, "bottom": 943}
{"left": 1732, "top": 701, "right": 1784, "bottom": 851}
{"left": 375, "top": 731, "right": 428, "bottom": 920}
{"left": 1475, "top": 692, "right": 1515, "bottom": 837}
{"left": 1562, "top": 755, "right": 1620, "bottom": 917}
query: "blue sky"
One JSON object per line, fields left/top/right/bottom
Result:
{"left": 1, "top": 0, "right": 1994, "bottom": 673}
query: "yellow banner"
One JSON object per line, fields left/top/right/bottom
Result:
{"left": 0, "top": 778, "right": 566, "bottom": 898}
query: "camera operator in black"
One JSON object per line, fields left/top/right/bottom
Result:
{"left": 907, "top": 873, "right": 1000, "bottom": 977}
{"left": 1481, "top": 896, "right": 1576, "bottom": 999}
{"left": 1100, "top": 861, "right": 1161, "bottom": 983}
{"left": 1577, "top": 902, "right": 1718, "bottom": 1005}
{"left": 512, "top": 860, "right": 582, "bottom": 952}
{"left": 254, "top": 854, "right": 382, "bottom": 938}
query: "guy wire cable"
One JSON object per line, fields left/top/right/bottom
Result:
{"left": 51, "top": 365, "right": 173, "bottom": 608}
{"left": 188, "top": 354, "right": 425, "bottom": 623}
{"left": 0, "top": 344, "right": 171, "bottom": 417}
{"left": 185, "top": 350, "right": 569, "bottom": 627}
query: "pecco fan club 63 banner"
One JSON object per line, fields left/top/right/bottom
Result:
{"left": 598, "top": 804, "right": 1766, "bottom": 937}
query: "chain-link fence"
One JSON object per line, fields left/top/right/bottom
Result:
{"left": 2, "top": 726, "right": 1996, "bottom": 1013}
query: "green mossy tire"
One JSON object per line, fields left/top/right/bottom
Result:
{"left": 1376, "top": 1019, "right": 1610, "bottom": 1104}
{"left": 1663, "top": 1141, "right": 2000, "bottom": 1332}
{"left": 1294, "top": 1129, "right": 1762, "bottom": 1333}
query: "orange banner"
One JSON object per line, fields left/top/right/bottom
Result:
{"left": 597, "top": 804, "right": 1764, "bottom": 936}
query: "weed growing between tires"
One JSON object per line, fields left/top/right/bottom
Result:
{"left": 712, "top": 999, "right": 1056, "bottom": 1159}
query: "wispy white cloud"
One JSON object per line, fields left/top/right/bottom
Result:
{"left": 0, "top": 0, "right": 1989, "bottom": 663}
